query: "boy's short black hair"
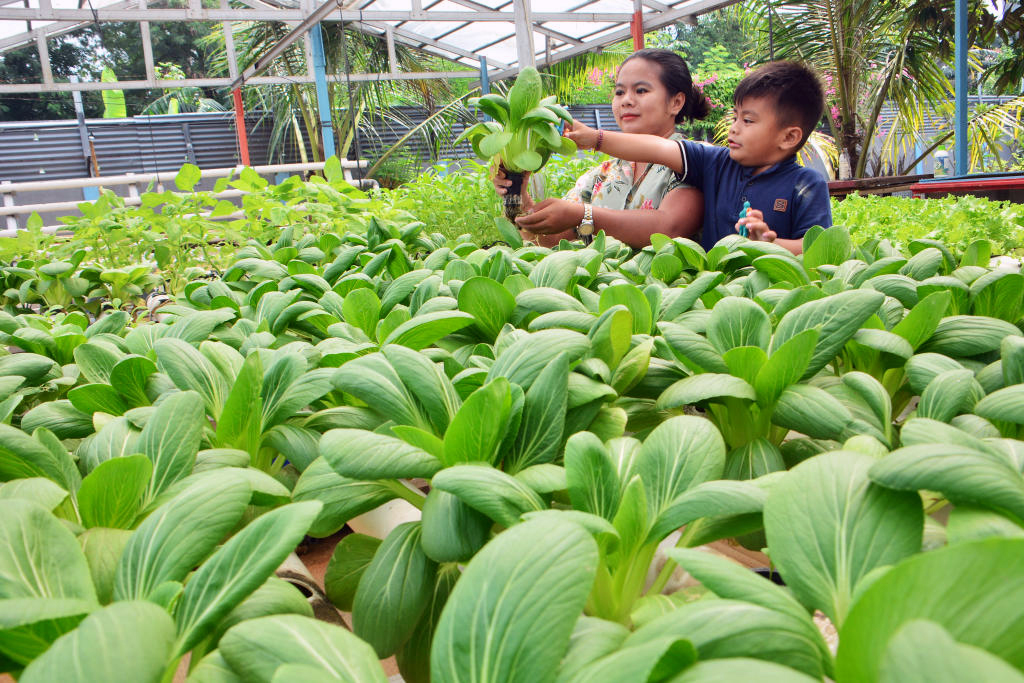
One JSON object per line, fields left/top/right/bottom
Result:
{"left": 733, "top": 61, "right": 825, "bottom": 150}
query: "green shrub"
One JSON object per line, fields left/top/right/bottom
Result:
{"left": 377, "top": 152, "right": 609, "bottom": 245}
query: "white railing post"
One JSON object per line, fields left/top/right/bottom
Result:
{"left": 126, "top": 173, "right": 140, "bottom": 200}
{"left": 2, "top": 181, "right": 17, "bottom": 231}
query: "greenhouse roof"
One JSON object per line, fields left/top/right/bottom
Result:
{"left": 0, "top": 0, "right": 741, "bottom": 93}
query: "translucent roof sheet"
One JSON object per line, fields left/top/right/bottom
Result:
{"left": 335, "top": 0, "right": 743, "bottom": 72}
{"left": 0, "top": 0, "right": 136, "bottom": 52}
{"left": 1, "top": 0, "right": 742, "bottom": 75}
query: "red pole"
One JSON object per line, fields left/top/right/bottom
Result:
{"left": 631, "top": 10, "right": 644, "bottom": 50}
{"left": 232, "top": 87, "right": 250, "bottom": 167}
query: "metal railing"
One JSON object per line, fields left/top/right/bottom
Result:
{"left": 0, "top": 160, "right": 375, "bottom": 237}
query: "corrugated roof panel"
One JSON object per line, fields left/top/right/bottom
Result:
{"left": 90, "top": 122, "right": 148, "bottom": 175}
{"left": 478, "top": 37, "right": 518, "bottom": 64}
{"left": 0, "top": 112, "right": 304, "bottom": 183}
{"left": 436, "top": 24, "right": 508, "bottom": 50}
{"left": 574, "top": 0, "right": 631, "bottom": 12}
{"left": 0, "top": 124, "right": 88, "bottom": 182}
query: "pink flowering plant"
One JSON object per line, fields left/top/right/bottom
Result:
{"left": 678, "top": 71, "right": 742, "bottom": 140}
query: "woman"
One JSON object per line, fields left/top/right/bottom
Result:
{"left": 495, "top": 49, "right": 710, "bottom": 248}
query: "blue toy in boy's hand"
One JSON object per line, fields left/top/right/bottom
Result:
{"left": 738, "top": 201, "right": 751, "bottom": 237}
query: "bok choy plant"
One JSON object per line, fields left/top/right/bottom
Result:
{"left": 0, "top": 383, "right": 330, "bottom": 680}
{"left": 455, "top": 67, "right": 576, "bottom": 220}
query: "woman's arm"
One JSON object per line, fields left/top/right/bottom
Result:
{"left": 515, "top": 186, "right": 702, "bottom": 250}
{"left": 565, "top": 120, "right": 684, "bottom": 173}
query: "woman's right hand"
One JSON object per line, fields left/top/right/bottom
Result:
{"left": 492, "top": 166, "right": 516, "bottom": 196}
{"left": 492, "top": 167, "right": 534, "bottom": 210}
{"left": 491, "top": 166, "right": 532, "bottom": 196}
{"left": 563, "top": 119, "right": 600, "bottom": 150}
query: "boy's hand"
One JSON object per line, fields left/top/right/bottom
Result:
{"left": 515, "top": 198, "right": 585, "bottom": 233}
{"left": 737, "top": 208, "right": 777, "bottom": 242}
{"left": 563, "top": 119, "right": 599, "bottom": 150}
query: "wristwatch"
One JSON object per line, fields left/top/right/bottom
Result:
{"left": 576, "top": 203, "right": 595, "bottom": 244}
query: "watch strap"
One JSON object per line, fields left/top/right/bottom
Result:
{"left": 575, "top": 203, "right": 595, "bottom": 244}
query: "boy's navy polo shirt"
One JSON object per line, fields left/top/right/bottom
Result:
{"left": 674, "top": 139, "right": 832, "bottom": 251}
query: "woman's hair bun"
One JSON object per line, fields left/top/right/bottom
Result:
{"left": 621, "top": 48, "right": 710, "bottom": 123}
{"left": 684, "top": 84, "right": 712, "bottom": 122}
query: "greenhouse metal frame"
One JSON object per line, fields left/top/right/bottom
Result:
{"left": 0, "top": 0, "right": 977, "bottom": 174}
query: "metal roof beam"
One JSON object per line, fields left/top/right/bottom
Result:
{"left": 227, "top": 0, "right": 351, "bottom": 89}
{"left": 0, "top": 7, "right": 646, "bottom": 21}
{"left": 36, "top": 30, "right": 52, "bottom": 85}
{"left": 139, "top": 0, "right": 156, "bottom": 84}
{"left": 0, "top": 0, "right": 745, "bottom": 80}
{"left": 513, "top": 0, "right": 535, "bottom": 68}
{"left": 355, "top": 19, "right": 512, "bottom": 70}
{"left": 0, "top": 71, "right": 481, "bottom": 94}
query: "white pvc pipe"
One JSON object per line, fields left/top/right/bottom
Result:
{"left": 0, "top": 161, "right": 376, "bottom": 229}
{"left": 0, "top": 161, "right": 361, "bottom": 194}
{"left": 0, "top": 190, "right": 248, "bottom": 218}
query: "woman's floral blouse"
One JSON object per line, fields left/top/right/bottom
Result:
{"left": 563, "top": 132, "right": 692, "bottom": 210}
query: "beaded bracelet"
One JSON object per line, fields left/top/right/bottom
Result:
{"left": 595, "top": 129, "right": 604, "bottom": 151}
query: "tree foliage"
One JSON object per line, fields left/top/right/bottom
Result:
{"left": 0, "top": 20, "right": 222, "bottom": 121}
{"left": 740, "top": 0, "right": 1024, "bottom": 178}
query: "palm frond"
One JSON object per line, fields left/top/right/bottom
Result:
{"left": 366, "top": 87, "right": 481, "bottom": 178}
{"left": 541, "top": 41, "right": 633, "bottom": 104}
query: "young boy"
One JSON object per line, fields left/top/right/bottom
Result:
{"left": 565, "top": 61, "right": 831, "bottom": 255}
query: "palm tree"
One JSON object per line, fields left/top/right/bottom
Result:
{"left": 204, "top": 21, "right": 473, "bottom": 167}
{"left": 738, "top": 0, "right": 1024, "bottom": 178}
{"left": 142, "top": 63, "right": 227, "bottom": 115}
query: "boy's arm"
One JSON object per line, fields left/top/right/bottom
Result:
{"left": 564, "top": 120, "right": 684, "bottom": 173}
{"left": 773, "top": 237, "right": 805, "bottom": 256}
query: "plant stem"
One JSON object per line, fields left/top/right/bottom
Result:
{"left": 924, "top": 497, "right": 949, "bottom": 516}
{"left": 384, "top": 479, "right": 427, "bottom": 509}
{"left": 160, "top": 656, "right": 183, "bottom": 683}
{"left": 646, "top": 520, "right": 706, "bottom": 596}
{"left": 586, "top": 564, "right": 617, "bottom": 618}
{"left": 610, "top": 543, "right": 657, "bottom": 625}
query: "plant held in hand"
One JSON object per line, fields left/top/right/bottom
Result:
{"left": 455, "top": 67, "right": 576, "bottom": 220}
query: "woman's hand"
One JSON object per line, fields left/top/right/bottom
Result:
{"left": 514, "top": 198, "right": 585, "bottom": 234}
{"left": 492, "top": 166, "right": 530, "bottom": 197}
{"left": 493, "top": 166, "right": 535, "bottom": 212}
{"left": 563, "top": 119, "right": 600, "bottom": 150}
{"left": 737, "top": 208, "right": 777, "bottom": 242}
